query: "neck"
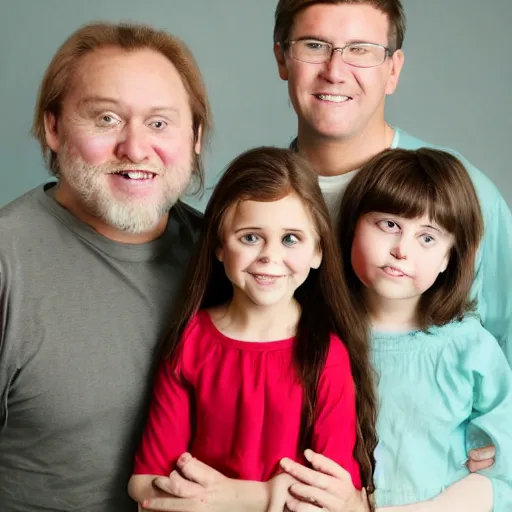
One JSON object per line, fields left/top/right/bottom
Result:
{"left": 297, "top": 122, "right": 395, "bottom": 177}
{"left": 365, "top": 289, "right": 419, "bottom": 333}
{"left": 211, "top": 291, "right": 301, "bottom": 342}
{"left": 53, "top": 181, "right": 168, "bottom": 244}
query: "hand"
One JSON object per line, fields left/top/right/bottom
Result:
{"left": 467, "top": 445, "right": 495, "bottom": 472}
{"left": 267, "top": 473, "right": 299, "bottom": 512}
{"left": 140, "top": 453, "right": 238, "bottom": 511}
{"left": 279, "top": 450, "right": 369, "bottom": 512}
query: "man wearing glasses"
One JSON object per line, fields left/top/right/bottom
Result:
{"left": 273, "top": 0, "right": 512, "bottom": 365}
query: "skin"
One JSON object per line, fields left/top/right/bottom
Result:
{"left": 351, "top": 213, "right": 453, "bottom": 331}
{"left": 274, "top": 3, "right": 404, "bottom": 176}
{"left": 44, "top": 46, "right": 201, "bottom": 244}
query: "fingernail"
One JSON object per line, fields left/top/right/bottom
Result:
{"left": 178, "top": 452, "right": 192, "bottom": 465}
{"left": 304, "top": 449, "right": 313, "bottom": 461}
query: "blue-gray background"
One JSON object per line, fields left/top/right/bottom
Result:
{"left": 1, "top": 0, "right": 511, "bottom": 209}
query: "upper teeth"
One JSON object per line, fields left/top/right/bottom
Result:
{"left": 317, "top": 94, "right": 349, "bottom": 103}
{"left": 121, "top": 171, "right": 155, "bottom": 180}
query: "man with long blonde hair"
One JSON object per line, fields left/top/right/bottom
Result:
{"left": 0, "top": 22, "right": 210, "bottom": 511}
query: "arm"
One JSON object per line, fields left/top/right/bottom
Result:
{"left": 140, "top": 453, "right": 272, "bottom": 511}
{"left": 280, "top": 452, "right": 492, "bottom": 512}
{"left": 128, "top": 356, "right": 192, "bottom": 504}
{"left": 472, "top": 191, "right": 512, "bottom": 366}
{"left": 462, "top": 326, "right": 512, "bottom": 511}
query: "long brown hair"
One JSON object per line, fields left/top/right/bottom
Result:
{"left": 274, "top": 0, "right": 406, "bottom": 51}
{"left": 338, "top": 148, "right": 484, "bottom": 330}
{"left": 161, "top": 147, "right": 377, "bottom": 494}
{"left": 31, "top": 22, "right": 211, "bottom": 191}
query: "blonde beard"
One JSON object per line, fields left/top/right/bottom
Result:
{"left": 57, "top": 145, "right": 193, "bottom": 234}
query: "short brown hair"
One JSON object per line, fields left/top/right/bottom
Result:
{"left": 161, "top": 147, "right": 378, "bottom": 498}
{"left": 338, "top": 148, "right": 484, "bottom": 330}
{"left": 31, "top": 22, "right": 212, "bottom": 190}
{"left": 274, "top": 0, "right": 406, "bottom": 50}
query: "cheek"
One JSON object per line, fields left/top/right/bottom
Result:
{"left": 285, "top": 248, "right": 318, "bottom": 273}
{"left": 154, "top": 131, "right": 195, "bottom": 168}
{"left": 65, "top": 133, "right": 118, "bottom": 165}
{"left": 222, "top": 246, "right": 255, "bottom": 273}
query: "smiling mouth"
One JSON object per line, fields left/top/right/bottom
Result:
{"left": 111, "top": 171, "right": 157, "bottom": 180}
{"left": 314, "top": 94, "right": 351, "bottom": 103}
{"left": 249, "top": 273, "right": 283, "bottom": 283}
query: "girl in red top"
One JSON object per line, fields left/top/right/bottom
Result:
{"left": 129, "top": 147, "right": 377, "bottom": 509}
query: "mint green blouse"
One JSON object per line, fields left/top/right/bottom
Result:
{"left": 372, "top": 315, "right": 512, "bottom": 509}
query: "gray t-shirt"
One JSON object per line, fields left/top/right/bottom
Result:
{"left": 0, "top": 184, "right": 201, "bottom": 511}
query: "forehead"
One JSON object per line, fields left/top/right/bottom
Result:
{"left": 225, "top": 194, "right": 316, "bottom": 230}
{"left": 64, "top": 46, "right": 191, "bottom": 114}
{"left": 290, "top": 3, "right": 390, "bottom": 44}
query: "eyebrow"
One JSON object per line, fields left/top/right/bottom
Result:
{"left": 421, "top": 224, "right": 445, "bottom": 234}
{"left": 79, "top": 96, "right": 180, "bottom": 115}
{"left": 234, "top": 227, "right": 306, "bottom": 234}
{"left": 291, "top": 35, "right": 381, "bottom": 46}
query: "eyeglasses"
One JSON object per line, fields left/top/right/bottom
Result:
{"left": 287, "top": 39, "right": 393, "bottom": 68}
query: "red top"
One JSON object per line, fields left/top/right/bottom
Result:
{"left": 133, "top": 310, "right": 361, "bottom": 487}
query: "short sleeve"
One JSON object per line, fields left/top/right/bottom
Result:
{"left": 311, "top": 335, "right": 361, "bottom": 489}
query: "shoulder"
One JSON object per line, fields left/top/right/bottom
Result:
{"left": 323, "top": 333, "right": 352, "bottom": 371}
{"left": 169, "top": 200, "right": 204, "bottom": 244}
{"left": 434, "top": 316, "right": 507, "bottom": 373}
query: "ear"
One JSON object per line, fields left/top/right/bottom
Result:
{"left": 44, "top": 112, "right": 61, "bottom": 152}
{"left": 311, "top": 246, "right": 323, "bottom": 269}
{"left": 194, "top": 124, "right": 202, "bottom": 155}
{"left": 274, "top": 42, "right": 289, "bottom": 81}
{"left": 385, "top": 49, "right": 404, "bottom": 96}
{"left": 439, "top": 251, "right": 450, "bottom": 273}
{"left": 215, "top": 245, "right": 225, "bottom": 263}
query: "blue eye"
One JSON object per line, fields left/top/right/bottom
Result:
{"left": 240, "top": 233, "right": 260, "bottom": 245}
{"left": 282, "top": 234, "right": 299, "bottom": 247}
{"left": 421, "top": 234, "right": 435, "bottom": 245}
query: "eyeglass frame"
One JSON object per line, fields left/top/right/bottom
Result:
{"left": 285, "top": 39, "right": 395, "bottom": 68}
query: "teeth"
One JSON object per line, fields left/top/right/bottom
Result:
{"left": 127, "top": 171, "right": 154, "bottom": 180}
{"left": 253, "top": 274, "right": 278, "bottom": 281}
{"left": 317, "top": 94, "right": 349, "bottom": 103}
{"left": 118, "top": 171, "right": 155, "bottom": 180}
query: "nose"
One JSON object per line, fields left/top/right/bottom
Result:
{"left": 258, "top": 239, "right": 283, "bottom": 264}
{"left": 390, "top": 237, "right": 409, "bottom": 260}
{"left": 115, "top": 122, "right": 151, "bottom": 163}
{"left": 319, "top": 50, "right": 350, "bottom": 83}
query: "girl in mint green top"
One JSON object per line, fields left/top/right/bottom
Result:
{"left": 279, "top": 148, "right": 512, "bottom": 512}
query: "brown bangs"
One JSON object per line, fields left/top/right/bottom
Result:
{"left": 357, "top": 152, "right": 460, "bottom": 235}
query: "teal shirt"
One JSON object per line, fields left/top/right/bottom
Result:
{"left": 372, "top": 315, "right": 512, "bottom": 509}
{"left": 393, "top": 129, "right": 512, "bottom": 365}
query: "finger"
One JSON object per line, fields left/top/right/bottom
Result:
{"left": 280, "top": 458, "right": 330, "bottom": 490}
{"left": 304, "top": 449, "right": 352, "bottom": 481}
{"left": 469, "top": 445, "right": 496, "bottom": 461}
{"left": 289, "top": 482, "right": 340, "bottom": 510}
{"left": 284, "top": 496, "right": 321, "bottom": 511}
{"left": 176, "top": 452, "right": 223, "bottom": 487}
{"left": 467, "top": 457, "right": 495, "bottom": 473}
{"left": 152, "top": 470, "right": 203, "bottom": 498}
{"left": 142, "top": 496, "right": 195, "bottom": 511}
